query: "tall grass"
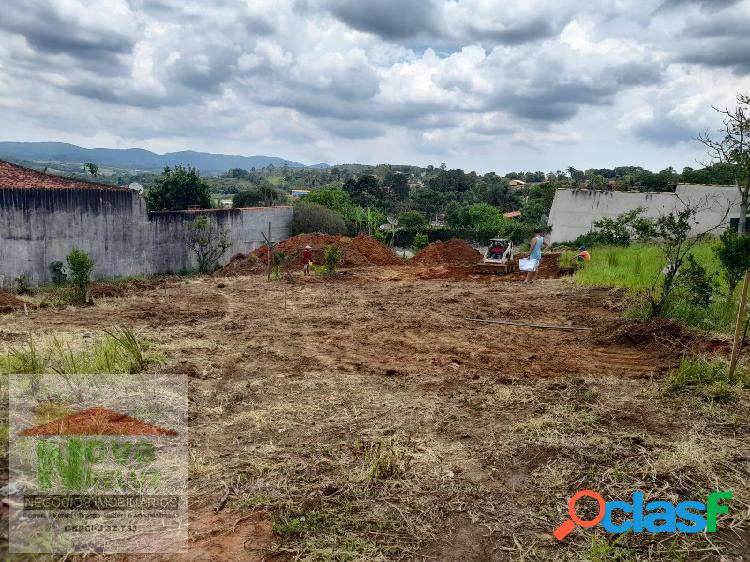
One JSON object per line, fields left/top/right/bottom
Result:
{"left": 573, "top": 242, "right": 737, "bottom": 332}
{"left": 573, "top": 243, "right": 726, "bottom": 293}
{"left": 0, "top": 328, "right": 164, "bottom": 376}
{"left": 666, "top": 356, "right": 748, "bottom": 402}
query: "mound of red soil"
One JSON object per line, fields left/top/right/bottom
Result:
{"left": 344, "top": 234, "right": 403, "bottom": 266}
{"left": 253, "top": 233, "right": 341, "bottom": 267}
{"left": 413, "top": 239, "right": 482, "bottom": 266}
{"left": 218, "top": 233, "right": 400, "bottom": 275}
{"left": 0, "top": 290, "right": 25, "bottom": 313}
{"left": 214, "top": 253, "right": 266, "bottom": 276}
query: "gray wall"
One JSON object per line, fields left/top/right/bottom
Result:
{"left": 0, "top": 187, "right": 292, "bottom": 285}
{"left": 547, "top": 184, "right": 742, "bottom": 243}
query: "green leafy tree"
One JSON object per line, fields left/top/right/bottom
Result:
{"left": 397, "top": 210, "right": 427, "bottom": 230}
{"left": 233, "top": 189, "right": 265, "bottom": 208}
{"left": 409, "top": 188, "right": 446, "bottom": 218}
{"left": 304, "top": 187, "right": 352, "bottom": 215}
{"left": 715, "top": 229, "right": 750, "bottom": 293}
{"left": 383, "top": 171, "right": 409, "bottom": 200}
{"left": 446, "top": 201, "right": 470, "bottom": 228}
{"left": 467, "top": 203, "right": 505, "bottom": 231}
{"left": 83, "top": 162, "right": 99, "bottom": 177}
{"left": 66, "top": 248, "right": 95, "bottom": 305}
{"left": 259, "top": 181, "right": 284, "bottom": 206}
{"left": 145, "top": 165, "right": 212, "bottom": 211}
{"left": 428, "top": 168, "right": 476, "bottom": 193}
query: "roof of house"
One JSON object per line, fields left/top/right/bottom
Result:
{"left": 503, "top": 210, "right": 521, "bottom": 218}
{"left": 0, "top": 160, "right": 127, "bottom": 191}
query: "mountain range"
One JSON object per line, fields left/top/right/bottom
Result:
{"left": 0, "top": 142, "right": 329, "bottom": 173}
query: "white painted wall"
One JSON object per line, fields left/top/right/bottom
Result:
{"left": 547, "top": 184, "right": 742, "bottom": 243}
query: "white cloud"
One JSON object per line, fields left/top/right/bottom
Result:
{"left": 0, "top": 0, "right": 749, "bottom": 171}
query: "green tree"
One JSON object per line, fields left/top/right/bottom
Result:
{"left": 397, "top": 210, "right": 427, "bottom": 230}
{"left": 715, "top": 229, "right": 750, "bottom": 293}
{"left": 467, "top": 203, "right": 504, "bottom": 231}
{"left": 258, "top": 181, "right": 284, "bottom": 206}
{"left": 409, "top": 188, "right": 446, "bottom": 217}
{"left": 145, "top": 165, "right": 212, "bottom": 212}
{"left": 83, "top": 162, "right": 99, "bottom": 177}
{"left": 233, "top": 189, "right": 265, "bottom": 208}
{"left": 304, "top": 187, "right": 352, "bottom": 215}
{"left": 446, "top": 201, "right": 470, "bottom": 228}
{"left": 383, "top": 171, "right": 409, "bottom": 200}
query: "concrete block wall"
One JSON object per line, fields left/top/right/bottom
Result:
{"left": 547, "top": 184, "right": 742, "bottom": 244}
{"left": 0, "top": 187, "right": 293, "bottom": 286}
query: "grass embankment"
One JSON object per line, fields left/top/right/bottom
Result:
{"left": 570, "top": 243, "right": 737, "bottom": 332}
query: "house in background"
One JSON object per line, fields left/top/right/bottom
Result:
{"left": 291, "top": 189, "right": 310, "bottom": 199}
{"left": 508, "top": 179, "right": 526, "bottom": 189}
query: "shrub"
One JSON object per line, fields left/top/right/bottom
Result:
{"left": 49, "top": 261, "right": 67, "bottom": 286}
{"left": 291, "top": 202, "right": 347, "bottom": 236}
{"left": 13, "top": 274, "right": 31, "bottom": 295}
{"left": 411, "top": 232, "right": 429, "bottom": 252}
{"left": 66, "top": 248, "right": 95, "bottom": 305}
{"left": 676, "top": 255, "right": 715, "bottom": 306}
{"left": 271, "top": 250, "right": 285, "bottom": 280}
{"left": 186, "top": 216, "right": 231, "bottom": 273}
{"left": 715, "top": 229, "right": 750, "bottom": 293}
{"left": 588, "top": 208, "right": 652, "bottom": 246}
{"left": 323, "top": 245, "right": 342, "bottom": 274}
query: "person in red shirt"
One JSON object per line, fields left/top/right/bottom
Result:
{"left": 302, "top": 245, "right": 313, "bottom": 276}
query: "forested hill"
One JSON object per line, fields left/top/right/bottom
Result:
{"left": 0, "top": 141, "right": 322, "bottom": 173}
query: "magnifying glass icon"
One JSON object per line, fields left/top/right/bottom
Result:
{"left": 553, "top": 490, "right": 606, "bottom": 540}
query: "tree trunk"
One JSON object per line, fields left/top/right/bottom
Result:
{"left": 738, "top": 181, "right": 749, "bottom": 235}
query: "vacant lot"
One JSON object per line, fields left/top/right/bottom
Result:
{"left": 2, "top": 265, "right": 749, "bottom": 561}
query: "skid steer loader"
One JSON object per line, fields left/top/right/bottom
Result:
{"left": 472, "top": 238, "right": 517, "bottom": 275}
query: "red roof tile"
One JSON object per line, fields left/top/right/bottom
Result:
{"left": 0, "top": 160, "right": 127, "bottom": 190}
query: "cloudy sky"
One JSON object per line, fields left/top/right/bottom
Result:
{"left": 1, "top": 0, "right": 749, "bottom": 172}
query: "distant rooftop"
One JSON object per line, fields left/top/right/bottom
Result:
{"left": 0, "top": 160, "right": 127, "bottom": 190}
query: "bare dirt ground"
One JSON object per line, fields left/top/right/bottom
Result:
{"left": 2, "top": 266, "right": 749, "bottom": 561}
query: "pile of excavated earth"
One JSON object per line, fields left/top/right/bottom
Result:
{"left": 217, "top": 233, "right": 402, "bottom": 276}
{"left": 0, "top": 290, "right": 25, "bottom": 313}
{"left": 412, "top": 238, "right": 482, "bottom": 265}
